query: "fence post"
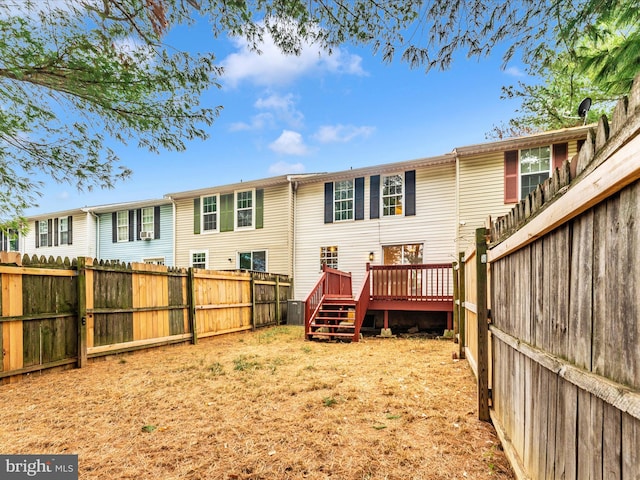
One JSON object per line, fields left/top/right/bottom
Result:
{"left": 251, "top": 275, "right": 256, "bottom": 330}
{"left": 188, "top": 268, "right": 198, "bottom": 345}
{"left": 458, "top": 251, "right": 466, "bottom": 360}
{"left": 452, "top": 261, "right": 459, "bottom": 347}
{"left": 275, "top": 275, "right": 281, "bottom": 325}
{"left": 475, "top": 228, "right": 490, "bottom": 421}
{"left": 76, "top": 257, "right": 88, "bottom": 368}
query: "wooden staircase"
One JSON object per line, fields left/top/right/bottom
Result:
{"left": 306, "top": 296, "right": 359, "bottom": 342}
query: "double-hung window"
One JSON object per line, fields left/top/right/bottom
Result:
{"left": 334, "top": 180, "right": 354, "bottom": 221}
{"left": 520, "top": 146, "right": 551, "bottom": 199}
{"left": 58, "top": 217, "right": 69, "bottom": 245}
{"left": 382, "top": 174, "right": 403, "bottom": 216}
{"left": 236, "top": 190, "right": 254, "bottom": 229}
{"left": 191, "top": 251, "right": 207, "bottom": 269}
{"left": 117, "top": 211, "right": 129, "bottom": 242}
{"left": 202, "top": 195, "right": 218, "bottom": 232}
{"left": 39, "top": 221, "right": 49, "bottom": 247}
{"left": 141, "top": 207, "right": 154, "bottom": 235}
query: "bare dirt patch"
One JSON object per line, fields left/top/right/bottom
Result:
{"left": 0, "top": 326, "right": 514, "bottom": 479}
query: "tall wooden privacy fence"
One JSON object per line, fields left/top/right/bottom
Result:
{"left": 1, "top": 254, "right": 291, "bottom": 383}
{"left": 454, "top": 77, "right": 640, "bottom": 479}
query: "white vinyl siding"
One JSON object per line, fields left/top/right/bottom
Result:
{"left": 23, "top": 212, "right": 95, "bottom": 260}
{"left": 174, "top": 183, "right": 292, "bottom": 276}
{"left": 294, "top": 163, "right": 456, "bottom": 299}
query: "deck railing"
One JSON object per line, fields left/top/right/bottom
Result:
{"left": 304, "top": 265, "right": 353, "bottom": 333}
{"left": 354, "top": 268, "right": 371, "bottom": 337}
{"left": 370, "top": 263, "right": 453, "bottom": 301}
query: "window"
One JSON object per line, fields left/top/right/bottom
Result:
{"left": 383, "top": 244, "right": 423, "bottom": 265}
{"left": 202, "top": 195, "right": 218, "bottom": 232}
{"left": 191, "top": 251, "right": 207, "bottom": 269}
{"left": 117, "top": 211, "right": 129, "bottom": 242}
{"left": 39, "top": 221, "right": 49, "bottom": 247}
{"left": 382, "top": 174, "right": 403, "bottom": 216}
{"left": 520, "top": 146, "right": 551, "bottom": 198}
{"left": 334, "top": 180, "right": 354, "bottom": 221}
{"left": 236, "top": 190, "right": 253, "bottom": 229}
{"left": 238, "top": 250, "right": 266, "bottom": 272}
{"left": 1, "top": 229, "right": 18, "bottom": 252}
{"left": 144, "top": 258, "right": 165, "bottom": 265}
{"left": 58, "top": 217, "right": 69, "bottom": 245}
{"left": 141, "top": 207, "right": 154, "bottom": 235}
{"left": 320, "top": 246, "right": 338, "bottom": 270}
{"left": 7, "top": 230, "right": 18, "bottom": 251}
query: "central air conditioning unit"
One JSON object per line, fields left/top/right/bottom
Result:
{"left": 140, "top": 231, "right": 153, "bottom": 240}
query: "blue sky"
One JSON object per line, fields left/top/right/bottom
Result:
{"left": 25, "top": 18, "right": 527, "bottom": 216}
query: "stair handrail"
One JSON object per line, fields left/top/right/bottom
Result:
{"left": 304, "top": 268, "right": 327, "bottom": 335}
{"left": 353, "top": 264, "right": 372, "bottom": 341}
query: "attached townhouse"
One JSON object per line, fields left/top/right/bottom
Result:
{"left": 22, "top": 208, "right": 97, "bottom": 260}
{"left": 166, "top": 174, "right": 312, "bottom": 276}
{"left": 455, "top": 126, "right": 589, "bottom": 253}
{"left": 86, "top": 199, "right": 174, "bottom": 266}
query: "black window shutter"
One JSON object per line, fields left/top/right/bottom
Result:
{"left": 54, "top": 218, "right": 59, "bottom": 246}
{"left": 405, "top": 170, "right": 416, "bottom": 216}
{"left": 154, "top": 206, "right": 160, "bottom": 239}
{"left": 47, "top": 219, "right": 53, "bottom": 246}
{"left": 112, "top": 212, "right": 118, "bottom": 243}
{"left": 324, "top": 182, "right": 334, "bottom": 224}
{"left": 136, "top": 209, "right": 142, "bottom": 241}
{"left": 67, "top": 216, "right": 73, "bottom": 245}
{"left": 193, "top": 198, "right": 201, "bottom": 235}
{"left": 370, "top": 175, "right": 380, "bottom": 219}
{"left": 128, "top": 210, "right": 135, "bottom": 242}
{"left": 355, "top": 177, "right": 364, "bottom": 220}
{"left": 35, "top": 220, "right": 40, "bottom": 248}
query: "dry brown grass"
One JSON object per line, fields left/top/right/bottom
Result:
{"left": 0, "top": 326, "right": 514, "bottom": 479}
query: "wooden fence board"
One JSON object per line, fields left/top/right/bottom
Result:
{"left": 568, "top": 211, "right": 594, "bottom": 370}
{"left": 555, "top": 379, "right": 578, "bottom": 480}
{"left": 622, "top": 413, "right": 640, "bottom": 479}
{"left": 544, "top": 368, "right": 558, "bottom": 480}
{"left": 602, "top": 402, "right": 622, "bottom": 479}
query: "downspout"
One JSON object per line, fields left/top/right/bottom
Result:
{"left": 453, "top": 148, "right": 461, "bottom": 255}
{"left": 288, "top": 176, "right": 298, "bottom": 299}
{"left": 84, "top": 209, "right": 99, "bottom": 260}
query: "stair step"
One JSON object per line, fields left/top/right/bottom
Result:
{"left": 311, "top": 323, "right": 355, "bottom": 329}
{"left": 308, "top": 332, "right": 355, "bottom": 338}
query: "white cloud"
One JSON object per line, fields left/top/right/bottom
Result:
{"left": 268, "top": 161, "right": 306, "bottom": 175}
{"left": 221, "top": 32, "right": 366, "bottom": 87}
{"left": 313, "top": 124, "right": 375, "bottom": 143}
{"left": 504, "top": 66, "right": 526, "bottom": 77}
{"left": 229, "top": 113, "right": 275, "bottom": 131}
{"left": 269, "top": 130, "right": 310, "bottom": 156}
{"left": 255, "top": 93, "right": 304, "bottom": 128}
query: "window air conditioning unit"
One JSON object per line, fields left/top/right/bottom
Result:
{"left": 140, "top": 231, "right": 153, "bottom": 240}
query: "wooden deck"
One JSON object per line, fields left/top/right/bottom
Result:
{"left": 304, "top": 264, "right": 453, "bottom": 341}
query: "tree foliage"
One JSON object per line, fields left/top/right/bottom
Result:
{"left": 1, "top": 0, "right": 638, "bottom": 223}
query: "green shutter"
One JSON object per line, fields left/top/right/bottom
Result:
{"left": 256, "top": 189, "right": 264, "bottom": 229}
{"left": 193, "top": 198, "right": 200, "bottom": 234}
{"left": 220, "top": 193, "right": 234, "bottom": 232}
